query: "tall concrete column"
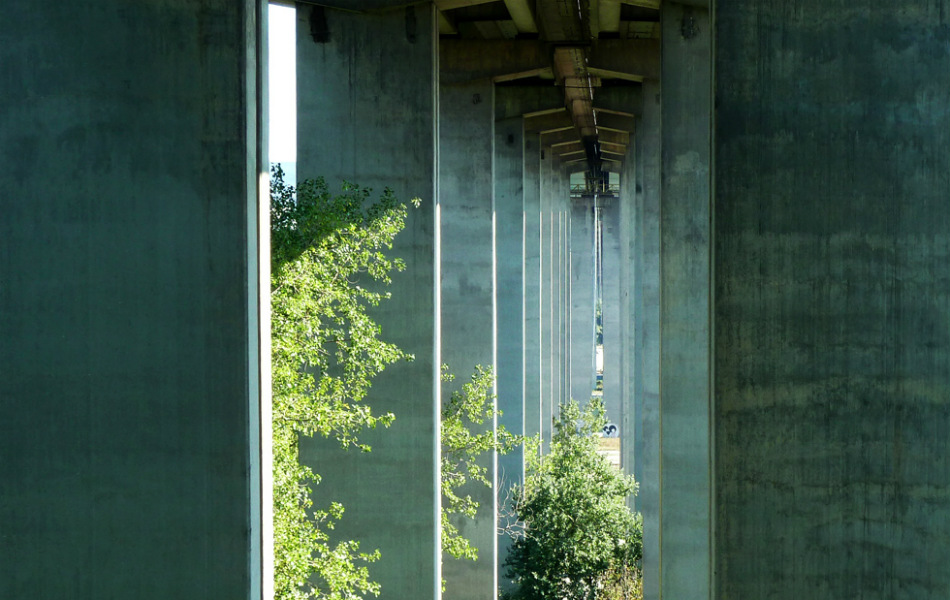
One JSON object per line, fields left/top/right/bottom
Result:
{"left": 493, "top": 117, "right": 526, "bottom": 480}
{"left": 296, "top": 6, "right": 439, "bottom": 599}
{"left": 601, "top": 196, "right": 623, "bottom": 429}
{"left": 559, "top": 171, "right": 573, "bottom": 406}
{"left": 494, "top": 114, "right": 525, "bottom": 590}
{"left": 0, "top": 2, "right": 267, "bottom": 598}
{"left": 659, "top": 3, "right": 712, "bottom": 599}
{"left": 570, "top": 196, "right": 597, "bottom": 402}
{"left": 716, "top": 1, "right": 950, "bottom": 597}
{"left": 622, "top": 79, "right": 661, "bottom": 600}
{"left": 438, "top": 77, "right": 496, "bottom": 600}
{"left": 539, "top": 152, "right": 561, "bottom": 449}
{"left": 524, "top": 132, "right": 543, "bottom": 443}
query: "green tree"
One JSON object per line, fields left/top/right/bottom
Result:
{"left": 503, "top": 398, "right": 642, "bottom": 600}
{"left": 270, "top": 166, "right": 415, "bottom": 599}
{"left": 440, "top": 365, "right": 524, "bottom": 566}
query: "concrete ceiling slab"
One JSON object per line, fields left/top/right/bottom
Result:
{"left": 503, "top": 0, "right": 538, "bottom": 32}
{"left": 435, "top": 0, "right": 500, "bottom": 9}
{"left": 589, "top": 39, "right": 660, "bottom": 80}
{"left": 599, "top": 0, "right": 622, "bottom": 33}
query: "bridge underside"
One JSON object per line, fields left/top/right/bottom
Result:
{"left": 3, "top": 1, "right": 950, "bottom": 599}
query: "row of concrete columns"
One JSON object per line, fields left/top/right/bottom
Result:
{"left": 9, "top": 0, "right": 950, "bottom": 598}
{"left": 0, "top": 0, "right": 723, "bottom": 598}
{"left": 292, "top": 7, "right": 597, "bottom": 599}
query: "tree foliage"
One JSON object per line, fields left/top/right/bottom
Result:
{"left": 440, "top": 365, "right": 524, "bottom": 564}
{"left": 503, "top": 398, "right": 642, "bottom": 600}
{"left": 270, "top": 165, "right": 414, "bottom": 599}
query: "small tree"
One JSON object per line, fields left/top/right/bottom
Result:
{"left": 503, "top": 398, "right": 642, "bottom": 600}
{"left": 271, "top": 166, "right": 415, "bottom": 599}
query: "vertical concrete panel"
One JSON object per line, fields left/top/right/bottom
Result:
{"left": 629, "top": 80, "right": 663, "bottom": 600}
{"left": 570, "top": 197, "right": 597, "bottom": 402}
{"left": 715, "top": 2, "right": 950, "bottom": 598}
{"left": 296, "top": 7, "right": 439, "bottom": 599}
{"left": 660, "top": 3, "right": 712, "bottom": 598}
{"left": 620, "top": 152, "right": 637, "bottom": 493}
{"left": 439, "top": 78, "right": 496, "bottom": 600}
{"left": 540, "top": 154, "right": 556, "bottom": 450}
{"left": 540, "top": 154, "right": 564, "bottom": 449}
{"left": 494, "top": 121, "right": 527, "bottom": 469}
{"left": 494, "top": 115, "right": 525, "bottom": 591}
{"left": 559, "top": 172, "right": 573, "bottom": 406}
{"left": 524, "top": 132, "right": 543, "bottom": 442}
{"left": 601, "top": 197, "right": 623, "bottom": 429}
{"left": 0, "top": 1, "right": 264, "bottom": 598}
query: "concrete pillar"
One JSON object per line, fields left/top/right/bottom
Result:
{"left": 0, "top": 2, "right": 267, "bottom": 598}
{"left": 494, "top": 114, "right": 525, "bottom": 591}
{"left": 296, "top": 6, "right": 439, "bottom": 599}
{"left": 493, "top": 117, "right": 526, "bottom": 486}
{"left": 559, "top": 172, "right": 573, "bottom": 406}
{"left": 715, "top": 1, "right": 950, "bottom": 597}
{"left": 539, "top": 152, "right": 561, "bottom": 450}
{"left": 438, "top": 77, "right": 496, "bottom": 600}
{"left": 623, "top": 79, "right": 661, "bottom": 600}
{"left": 524, "top": 132, "right": 543, "bottom": 443}
{"left": 601, "top": 196, "right": 623, "bottom": 430}
{"left": 659, "top": 3, "right": 712, "bottom": 598}
{"left": 570, "top": 197, "right": 597, "bottom": 402}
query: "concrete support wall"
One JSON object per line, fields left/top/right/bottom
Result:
{"left": 715, "top": 2, "right": 950, "bottom": 597}
{"left": 296, "top": 7, "right": 439, "bottom": 599}
{"left": 625, "top": 80, "right": 662, "bottom": 600}
{"left": 524, "top": 132, "right": 543, "bottom": 443}
{"left": 601, "top": 197, "right": 623, "bottom": 428}
{"left": 0, "top": 1, "right": 266, "bottom": 598}
{"left": 659, "top": 3, "right": 712, "bottom": 598}
{"left": 539, "top": 153, "right": 564, "bottom": 449}
{"left": 559, "top": 174, "right": 572, "bottom": 406}
{"left": 494, "top": 114, "right": 526, "bottom": 590}
{"left": 570, "top": 197, "right": 597, "bottom": 402}
{"left": 439, "top": 77, "right": 497, "bottom": 600}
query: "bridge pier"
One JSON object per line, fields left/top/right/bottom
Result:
{"left": 0, "top": 1, "right": 268, "bottom": 598}
{"left": 658, "top": 3, "right": 713, "bottom": 598}
{"left": 623, "top": 78, "right": 663, "bottom": 599}
{"left": 296, "top": 6, "right": 441, "bottom": 599}
{"left": 438, "top": 76, "right": 498, "bottom": 599}
{"left": 570, "top": 196, "right": 597, "bottom": 402}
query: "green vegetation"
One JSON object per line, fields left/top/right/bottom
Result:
{"left": 440, "top": 365, "right": 524, "bottom": 565}
{"left": 503, "top": 398, "right": 642, "bottom": 600}
{"left": 270, "top": 166, "right": 415, "bottom": 599}
{"left": 268, "top": 165, "right": 640, "bottom": 600}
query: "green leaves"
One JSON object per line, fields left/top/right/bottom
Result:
{"left": 440, "top": 365, "right": 526, "bottom": 564}
{"left": 503, "top": 398, "right": 643, "bottom": 600}
{"left": 271, "top": 165, "right": 412, "bottom": 599}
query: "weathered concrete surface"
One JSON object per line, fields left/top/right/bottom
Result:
{"left": 439, "top": 78, "right": 497, "bottom": 600}
{"left": 0, "top": 1, "right": 265, "bottom": 598}
{"left": 570, "top": 197, "right": 597, "bottom": 402}
{"left": 296, "top": 6, "right": 439, "bottom": 599}
{"left": 660, "top": 3, "right": 712, "bottom": 598}
{"left": 494, "top": 115, "right": 526, "bottom": 592}
{"left": 715, "top": 2, "right": 950, "bottom": 597}
{"left": 441, "top": 40, "right": 547, "bottom": 84}
{"left": 540, "top": 153, "right": 564, "bottom": 450}
{"left": 601, "top": 197, "right": 623, "bottom": 429}
{"left": 559, "top": 174, "right": 573, "bottom": 407}
{"left": 625, "top": 80, "right": 662, "bottom": 600}
{"left": 525, "top": 132, "right": 543, "bottom": 443}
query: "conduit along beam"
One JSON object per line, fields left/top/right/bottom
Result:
{"left": 552, "top": 46, "right": 603, "bottom": 176}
